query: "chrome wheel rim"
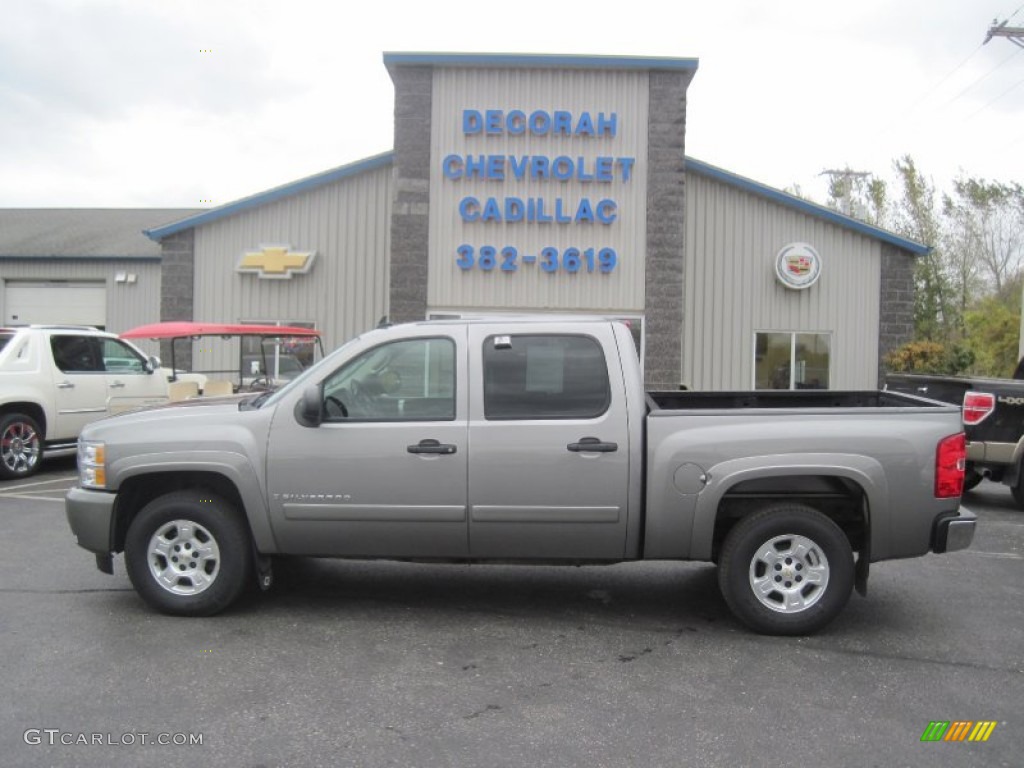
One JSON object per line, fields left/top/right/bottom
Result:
{"left": 748, "top": 533, "right": 829, "bottom": 613}
{"left": 147, "top": 519, "right": 221, "bottom": 596}
{"left": 1, "top": 421, "right": 40, "bottom": 475}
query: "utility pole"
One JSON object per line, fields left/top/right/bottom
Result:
{"left": 819, "top": 169, "right": 871, "bottom": 217}
{"left": 988, "top": 18, "right": 1024, "bottom": 358}
{"left": 984, "top": 20, "right": 1024, "bottom": 48}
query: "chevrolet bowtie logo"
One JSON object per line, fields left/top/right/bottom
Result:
{"left": 237, "top": 245, "right": 316, "bottom": 279}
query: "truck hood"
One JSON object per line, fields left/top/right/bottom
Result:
{"left": 80, "top": 398, "right": 269, "bottom": 444}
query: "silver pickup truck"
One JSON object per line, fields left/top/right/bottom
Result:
{"left": 66, "top": 318, "right": 975, "bottom": 635}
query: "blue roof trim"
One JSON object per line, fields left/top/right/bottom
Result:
{"left": 383, "top": 52, "right": 699, "bottom": 72}
{"left": 143, "top": 152, "right": 394, "bottom": 241}
{"left": 685, "top": 157, "right": 930, "bottom": 255}
{"left": 0, "top": 255, "right": 162, "bottom": 262}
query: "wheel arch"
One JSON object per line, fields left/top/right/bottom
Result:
{"left": 692, "top": 455, "right": 888, "bottom": 562}
{"left": 0, "top": 403, "right": 47, "bottom": 436}
{"left": 112, "top": 467, "right": 273, "bottom": 554}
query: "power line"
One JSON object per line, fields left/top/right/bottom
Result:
{"left": 966, "top": 73, "right": 1024, "bottom": 119}
{"left": 911, "top": 44, "right": 986, "bottom": 107}
{"left": 941, "top": 46, "right": 1023, "bottom": 107}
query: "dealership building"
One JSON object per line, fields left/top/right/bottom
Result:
{"left": 0, "top": 52, "right": 926, "bottom": 390}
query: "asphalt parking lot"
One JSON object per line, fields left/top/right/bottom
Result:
{"left": 0, "top": 461, "right": 1021, "bottom": 767}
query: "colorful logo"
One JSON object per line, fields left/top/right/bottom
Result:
{"left": 920, "top": 721, "right": 997, "bottom": 742}
{"left": 237, "top": 245, "right": 317, "bottom": 280}
{"left": 774, "top": 242, "right": 822, "bottom": 290}
{"left": 787, "top": 255, "right": 812, "bottom": 276}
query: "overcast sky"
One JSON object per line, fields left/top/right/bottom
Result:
{"left": 1, "top": 0, "right": 1021, "bottom": 212}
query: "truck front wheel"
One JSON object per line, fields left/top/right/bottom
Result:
{"left": 0, "top": 413, "right": 43, "bottom": 480}
{"left": 718, "top": 504, "right": 854, "bottom": 635}
{"left": 124, "top": 490, "right": 252, "bottom": 616}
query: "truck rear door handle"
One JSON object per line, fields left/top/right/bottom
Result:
{"left": 407, "top": 439, "right": 457, "bottom": 455}
{"left": 109, "top": 381, "right": 126, "bottom": 389}
{"left": 57, "top": 381, "right": 74, "bottom": 389}
{"left": 567, "top": 437, "right": 618, "bottom": 453}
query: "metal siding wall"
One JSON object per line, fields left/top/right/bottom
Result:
{"left": 192, "top": 166, "right": 392, "bottom": 374}
{"left": 428, "top": 68, "right": 648, "bottom": 313}
{"left": 0, "top": 260, "right": 161, "bottom": 348}
{"left": 684, "top": 173, "right": 881, "bottom": 391}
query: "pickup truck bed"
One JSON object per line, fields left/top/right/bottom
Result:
{"left": 649, "top": 390, "right": 934, "bottom": 410}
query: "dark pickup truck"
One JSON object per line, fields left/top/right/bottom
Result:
{"left": 886, "top": 364, "right": 1024, "bottom": 505}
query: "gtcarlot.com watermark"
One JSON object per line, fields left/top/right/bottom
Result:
{"left": 24, "top": 729, "right": 203, "bottom": 747}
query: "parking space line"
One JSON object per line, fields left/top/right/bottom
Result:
{"left": 2, "top": 488, "right": 74, "bottom": 497}
{"left": 2, "top": 476, "right": 77, "bottom": 491}
{"left": 962, "top": 551, "right": 1022, "bottom": 559}
{"left": 0, "top": 494, "right": 65, "bottom": 502}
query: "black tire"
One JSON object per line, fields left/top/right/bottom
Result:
{"left": 124, "top": 489, "right": 252, "bottom": 616}
{"left": 0, "top": 412, "right": 43, "bottom": 480}
{"left": 1011, "top": 475, "right": 1024, "bottom": 509}
{"left": 718, "top": 504, "right": 854, "bottom": 635}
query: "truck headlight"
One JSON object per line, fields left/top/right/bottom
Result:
{"left": 78, "top": 440, "right": 106, "bottom": 489}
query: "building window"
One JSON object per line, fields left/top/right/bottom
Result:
{"left": 754, "top": 332, "right": 831, "bottom": 390}
{"left": 483, "top": 335, "right": 610, "bottom": 420}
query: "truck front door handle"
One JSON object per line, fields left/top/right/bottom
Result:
{"left": 57, "top": 381, "right": 74, "bottom": 389}
{"left": 109, "top": 381, "right": 126, "bottom": 389}
{"left": 567, "top": 437, "right": 618, "bottom": 453}
{"left": 407, "top": 439, "right": 457, "bottom": 455}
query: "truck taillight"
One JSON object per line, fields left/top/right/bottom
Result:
{"left": 962, "top": 391, "right": 995, "bottom": 425}
{"left": 935, "top": 433, "right": 966, "bottom": 498}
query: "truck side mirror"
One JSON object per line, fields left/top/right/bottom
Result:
{"left": 145, "top": 355, "right": 161, "bottom": 374}
{"left": 296, "top": 384, "right": 323, "bottom": 427}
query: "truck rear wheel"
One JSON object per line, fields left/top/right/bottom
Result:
{"left": 124, "top": 490, "right": 252, "bottom": 616}
{"left": 718, "top": 504, "right": 854, "bottom": 635}
{"left": 0, "top": 413, "right": 43, "bottom": 480}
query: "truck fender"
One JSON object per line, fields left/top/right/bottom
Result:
{"left": 111, "top": 450, "right": 278, "bottom": 553}
{"left": 689, "top": 453, "right": 889, "bottom": 560}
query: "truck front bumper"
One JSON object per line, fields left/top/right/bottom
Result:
{"left": 932, "top": 507, "right": 977, "bottom": 553}
{"left": 66, "top": 486, "right": 116, "bottom": 558}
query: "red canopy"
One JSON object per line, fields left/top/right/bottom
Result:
{"left": 121, "top": 322, "right": 321, "bottom": 340}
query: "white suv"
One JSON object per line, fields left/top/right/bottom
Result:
{"left": 0, "top": 326, "right": 169, "bottom": 479}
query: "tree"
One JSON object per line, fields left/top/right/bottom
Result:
{"left": 890, "top": 156, "right": 961, "bottom": 342}
{"left": 822, "top": 167, "right": 887, "bottom": 226}
{"left": 964, "top": 294, "right": 1021, "bottom": 377}
{"left": 816, "top": 156, "right": 1022, "bottom": 374}
{"left": 885, "top": 340, "right": 974, "bottom": 375}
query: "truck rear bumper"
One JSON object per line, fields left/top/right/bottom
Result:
{"left": 65, "top": 486, "right": 116, "bottom": 556}
{"left": 967, "top": 440, "right": 1015, "bottom": 465}
{"left": 932, "top": 507, "right": 976, "bottom": 553}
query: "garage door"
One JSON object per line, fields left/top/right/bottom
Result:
{"left": 4, "top": 281, "right": 107, "bottom": 328}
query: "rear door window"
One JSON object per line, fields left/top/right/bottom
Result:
{"left": 50, "top": 335, "right": 103, "bottom": 373}
{"left": 482, "top": 335, "right": 610, "bottom": 420}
